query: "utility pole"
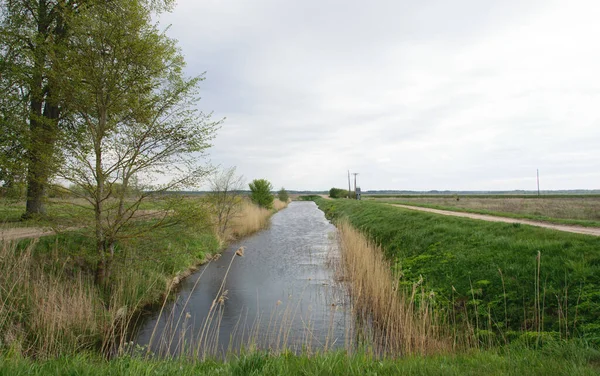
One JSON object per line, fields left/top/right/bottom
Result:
{"left": 537, "top": 169, "right": 540, "bottom": 197}
{"left": 348, "top": 170, "right": 351, "bottom": 198}
{"left": 352, "top": 173, "right": 359, "bottom": 195}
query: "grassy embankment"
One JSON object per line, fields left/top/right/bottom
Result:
{"left": 365, "top": 195, "right": 600, "bottom": 227}
{"left": 313, "top": 198, "right": 600, "bottom": 346}
{"left": 0, "top": 197, "right": 287, "bottom": 358}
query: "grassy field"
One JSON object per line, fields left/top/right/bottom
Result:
{"left": 312, "top": 198, "right": 600, "bottom": 346}
{"left": 364, "top": 195, "right": 600, "bottom": 227}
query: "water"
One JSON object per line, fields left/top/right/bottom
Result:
{"left": 134, "top": 201, "right": 350, "bottom": 357}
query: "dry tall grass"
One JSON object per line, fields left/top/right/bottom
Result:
{"left": 219, "top": 199, "right": 287, "bottom": 242}
{"left": 0, "top": 240, "right": 153, "bottom": 358}
{"left": 222, "top": 200, "right": 270, "bottom": 240}
{"left": 1, "top": 241, "right": 98, "bottom": 357}
{"left": 272, "top": 198, "right": 289, "bottom": 211}
{"left": 336, "top": 221, "right": 451, "bottom": 356}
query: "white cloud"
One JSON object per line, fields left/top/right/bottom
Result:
{"left": 160, "top": 0, "right": 600, "bottom": 190}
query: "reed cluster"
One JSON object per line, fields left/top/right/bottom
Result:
{"left": 0, "top": 241, "right": 150, "bottom": 358}
{"left": 220, "top": 199, "right": 287, "bottom": 241}
{"left": 336, "top": 221, "right": 450, "bottom": 356}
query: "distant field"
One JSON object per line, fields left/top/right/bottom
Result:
{"left": 364, "top": 195, "right": 600, "bottom": 226}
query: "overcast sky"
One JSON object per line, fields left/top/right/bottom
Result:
{"left": 159, "top": 0, "right": 599, "bottom": 191}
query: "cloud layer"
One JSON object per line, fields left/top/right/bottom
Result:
{"left": 159, "top": 0, "right": 600, "bottom": 191}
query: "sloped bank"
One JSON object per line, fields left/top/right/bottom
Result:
{"left": 0, "top": 199, "right": 288, "bottom": 359}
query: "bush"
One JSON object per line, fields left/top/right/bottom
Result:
{"left": 277, "top": 187, "right": 289, "bottom": 202}
{"left": 249, "top": 179, "right": 274, "bottom": 209}
{"left": 329, "top": 188, "right": 348, "bottom": 198}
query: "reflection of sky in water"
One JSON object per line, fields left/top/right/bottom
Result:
{"left": 135, "top": 201, "right": 350, "bottom": 357}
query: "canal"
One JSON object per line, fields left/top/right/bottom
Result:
{"left": 134, "top": 201, "right": 351, "bottom": 358}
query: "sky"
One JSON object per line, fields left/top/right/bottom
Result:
{"left": 158, "top": 0, "right": 600, "bottom": 191}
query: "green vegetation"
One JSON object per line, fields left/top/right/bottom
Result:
{"left": 1, "top": 343, "right": 599, "bottom": 375}
{"left": 0, "top": 203, "right": 219, "bottom": 357}
{"left": 313, "top": 197, "right": 600, "bottom": 345}
{"left": 0, "top": 193, "right": 281, "bottom": 358}
{"left": 329, "top": 187, "right": 349, "bottom": 198}
{"left": 249, "top": 179, "right": 274, "bottom": 209}
{"left": 366, "top": 195, "right": 600, "bottom": 227}
{"left": 278, "top": 187, "right": 289, "bottom": 202}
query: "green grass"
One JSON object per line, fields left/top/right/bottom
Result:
{"left": 313, "top": 198, "right": 600, "bottom": 344}
{"left": 1, "top": 343, "right": 599, "bottom": 375}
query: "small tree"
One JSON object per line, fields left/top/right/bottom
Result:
{"left": 249, "top": 179, "right": 274, "bottom": 209}
{"left": 277, "top": 187, "right": 289, "bottom": 202}
{"left": 57, "top": 0, "right": 219, "bottom": 285}
{"left": 207, "top": 167, "right": 244, "bottom": 237}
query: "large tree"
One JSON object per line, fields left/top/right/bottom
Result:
{"left": 56, "top": 0, "right": 218, "bottom": 285}
{"left": 0, "top": 0, "right": 176, "bottom": 216}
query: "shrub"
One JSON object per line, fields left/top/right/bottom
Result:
{"left": 329, "top": 188, "right": 348, "bottom": 198}
{"left": 277, "top": 187, "right": 289, "bottom": 202}
{"left": 249, "top": 179, "right": 274, "bottom": 209}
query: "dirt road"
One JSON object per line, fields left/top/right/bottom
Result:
{"left": 0, "top": 227, "right": 56, "bottom": 242}
{"left": 0, "top": 209, "right": 165, "bottom": 243}
{"left": 389, "top": 204, "right": 600, "bottom": 237}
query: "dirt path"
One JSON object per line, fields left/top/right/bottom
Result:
{"left": 389, "top": 204, "right": 600, "bottom": 237}
{"left": 0, "top": 210, "right": 166, "bottom": 243}
{"left": 0, "top": 227, "right": 56, "bottom": 242}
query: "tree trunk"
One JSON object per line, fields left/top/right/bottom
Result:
{"left": 95, "top": 255, "right": 106, "bottom": 286}
{"left": 24, "top": 84, "right": 47, "bottom": 217}
{"left": 94, "top": 109, "right": 107, "bottom": 285}
{"left": 23, "top": 0, "right": 61, "bottom": 218}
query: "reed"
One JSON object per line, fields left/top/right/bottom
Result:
{"left": 221, "top": 199, "right": 287, "bottom": 241}
{"left": 272, "top": 198, "right": 289, "bottom": 211}
{"left": 222, "top": 200, "right": 270, "bottom": 240}
{"left": 0, "top": 241, "right": 107, "bottom": 357}
{"left": 336, "top": 221, "right": 451, "bottom": 356}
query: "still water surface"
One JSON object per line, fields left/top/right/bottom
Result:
{"left": 135, "top": 201, "right": 350, "bottom": 357}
